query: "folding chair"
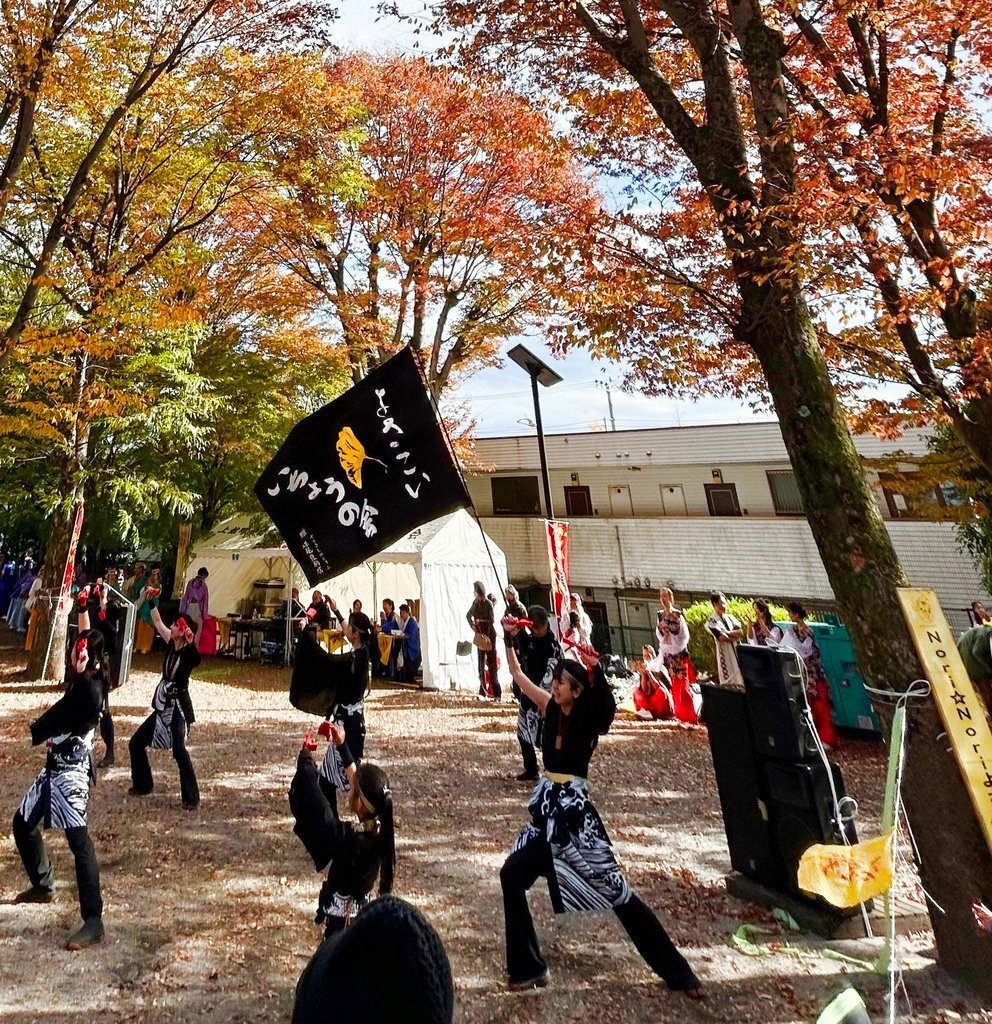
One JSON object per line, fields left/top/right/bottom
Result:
{"left": 439, "top": 640, "right": 475, "bottom": 690}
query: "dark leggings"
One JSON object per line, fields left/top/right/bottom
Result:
{"left": 13, "top": 809, "right": 102, "bottom": 920}
{"left": 499, "top": 837, "right": 698, "bottom": 989}
{"left": 129, "top": 708, "right": 200, "bottom": 806}
{"left": 477, "top": 644, "right": 500, "bottom": 698}
{"left": 100, "top": 707, "right": 115, "bottom": 760}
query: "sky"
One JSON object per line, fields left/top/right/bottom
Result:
{"left": 329, "top": 1, "right": 769, "bottom": 438}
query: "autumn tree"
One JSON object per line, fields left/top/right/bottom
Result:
{"left": 0, "top": 0, "right": 336, "bottom": 366}
{"left": 780, "top": 3, "right": 992, "bottom": 475}
{"left": 422, "top": 0, "right": 992, "bottom": 991}
{"left": 252, "top": 53, "right": 598, "bottom": 395}
{"left": 0, "top": 42, "right": 342, "bottom": 675}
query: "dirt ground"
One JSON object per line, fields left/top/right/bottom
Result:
{"left": 0, "top": 624, "right": 988, "bottom": 1024}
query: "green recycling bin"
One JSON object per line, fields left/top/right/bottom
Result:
{"left": 775, "top": 620, "right": 881, "bottom": 736}
{"left": 808, "top": 621, "right": 880, "bottom": 735}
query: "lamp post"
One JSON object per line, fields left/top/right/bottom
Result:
{"left": 507, "top": 344, "right": 562, "bottom": 519}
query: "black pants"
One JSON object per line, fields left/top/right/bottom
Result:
{"left": 338, "top": 705, "right": 365, "bottom": 763}
{"left": 401, "top": 654, "right": 421, "bottom": 683}
{"left": 477, "top": 645, "right": 500, "bottom": 699}
{"left": 499, "top": 838, "right": 698, "bottom": 989}
{"left": 518, "top": 737, "right": 538, "bottom": 777}
{"left": 129, "top": 708, "right": 200, "bottom": 806}
{"left": 13, "top": 810, "right": 103, "bottom": 921}
{"left": 100, "top": 705, "right": 115, "bottom": 761}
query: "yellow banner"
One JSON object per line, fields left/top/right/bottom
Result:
{"left": 898, "top": 587, "right": 992, "bottom": 856}
{"left": 798, "top": 831, "right": 893, "bottom": 908}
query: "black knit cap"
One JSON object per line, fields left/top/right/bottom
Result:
{"left": 292, "top": 896, "right": 454, "bottom": 1024}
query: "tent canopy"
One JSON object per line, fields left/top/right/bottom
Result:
{"left": 185, "top": 510, "right": 508, "bottom": 690}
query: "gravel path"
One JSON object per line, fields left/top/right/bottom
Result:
{"left": 0, "top": 627, "right": 983, "bottom": 1023}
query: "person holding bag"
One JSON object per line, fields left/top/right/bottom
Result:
{"left": 466, "top": 581, "right": 499, "bottom": 700}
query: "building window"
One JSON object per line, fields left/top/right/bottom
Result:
{"left": 877, "top": 472, "right": 944, "bottom": 520}
{"left": 491, "top": 476, "right": 541, "bottom": 515}
{"left": 767, "top": 470, "right": 804, "bottom": 516}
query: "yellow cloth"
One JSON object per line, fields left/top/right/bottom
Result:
{"left": 618, "top": 697, "right": 638, "bottom": 716}
{"left": 377, "top": 633, "right": 392, "bottom": 667}
{"left": 135, "top": 617, "right": 155, "bottom": 654}
{"left": 545, "top": 771, "right": 582, "bottom": 784}
{"left": 24, "top": 608, "right": 38, "bottom": 652}
{"left": 797, "top": 831, "right": 894, "bottom": 908}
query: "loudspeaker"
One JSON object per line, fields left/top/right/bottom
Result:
{"left": 739, "top": 644, "right": 819, "bottom": 761}
{"left": 763, "top": 758, "right": 855, "bottom": 897}
{"left": 701, "top": 684, "right": 779, "bottom": 887}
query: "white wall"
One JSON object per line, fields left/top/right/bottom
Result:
{"left": 480, "top": 516, "right": 990, "bottom": 632}
{"left": 468, "top": 462, "right": 798, "bottom": 518}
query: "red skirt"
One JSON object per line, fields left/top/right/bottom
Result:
{"left": 633, "top": 684, "right": 670, "bottom": 720}
{"left": 809, "top": 679, "right": 839, "bottom": 748}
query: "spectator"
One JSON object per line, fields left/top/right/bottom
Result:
{"left": 704, "top": 592, "right": 744, "bottom": 687}
{"left": 467, "top": 581, "right": 499, "bottom": 700}
{"left": 0, "top": 552, "right": 16, "bottom": 619}
{"left": 747, "top": 599, "right": 783, "bottom": 647}
{"left": 289, "top": 587, "right": 306, "bottom": 620}
{"left": 307, "top": 590, "right": 332, "bottom": 629}
{"left": 379, "top": 598, "right": 399, "bottom": 634}
{"left": 179, "top": 567, "right": 210, "bottom": 646}
{"left": 348, "top": 599, "right": 373, "bottom": 645}
{"left": 656, "top": 587, "right": 695, "bottom": 684}
{"left": 396, "top": 604, "right": 422, "bottom": 682}
{"left": 347, "top": 599, "right": 376, "bottom": 667}
{"left": 972, "top": 600, "right": 991, "bottom": 626}
{"left": 569, "top": 592, "right": 593, "bottom": 647}
{"left": 780, "top": 601, "right": 839, "bottom": 750}
{"left": 124, "top": 561, "right": 148, "bottom": 605}
{"left": 633, "top": 645, "right": 673, "bottom": 720}
{"left": 134, "top": 567, "right": 162, "bottom": 655}
{"left": 503, "top": 586, "right": 527, "bottom": 642}
{"left": 20, "top": 565, "right": 44, "bottom": 638}
{"left": 7, "top": 560, "right": 36, "bottom": 633}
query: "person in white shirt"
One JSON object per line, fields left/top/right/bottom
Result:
{"left": 568, "top": 593, "right": 593, "bottom": 647}
{"left": 704, "top": 592, "right": 744, "bottom": 687}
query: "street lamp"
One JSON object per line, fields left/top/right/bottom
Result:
{"left": 507, "top": 343, "right": 562, "bottom": 519}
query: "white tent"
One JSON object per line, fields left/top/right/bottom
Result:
{"left": 185, "top": 509, "right": 508, "bottom": 691}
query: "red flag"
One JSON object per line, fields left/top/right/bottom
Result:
{"left": 545, "top": 519, "right": 570, "bottom": 632}
{"left": 58, "top": 504, "right": 85, "bottom": 614}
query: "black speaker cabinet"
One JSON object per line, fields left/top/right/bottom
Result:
{"left": 739, "top": 644, "right": 819, "bottom": 762}
{"left": 763, "top": 758, "right": 856, "bottom": 898}
{"left": 701, "top": 684, "right": 779, "bottom": 887}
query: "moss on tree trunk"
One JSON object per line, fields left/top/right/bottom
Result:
{"left": 26, "top": 506, "right": 75, "bottom": 681}
{"left": 751, "top": 291, "right": 992, "bottom": 995}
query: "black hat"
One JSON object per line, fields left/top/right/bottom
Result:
{"left": 292, "top": 896, "right": 454, "bottom": 1024}
{"left": 527, "top": 605, "right": 550, "bottom": 627}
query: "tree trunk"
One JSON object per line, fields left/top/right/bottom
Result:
{"left": 751, "top": 292, "right": 992, "bottom": 996}
{"left": 26, "top": 505, "right": 76, "bottom": 681}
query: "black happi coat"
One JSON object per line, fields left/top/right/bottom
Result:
{"left": 31, "top": 669, "right": 104, "bottom": 747}
{"left": 290, "top": 749, "right": 382, "bottom": 930}
{"left": 515, "top": 630, "right": 561, "bottom": 710}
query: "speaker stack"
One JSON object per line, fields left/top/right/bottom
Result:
{"left": 702, "top": 645, "right": 854, "bottom": 904}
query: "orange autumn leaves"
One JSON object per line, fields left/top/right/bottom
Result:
{"left": 247, "top": 53, "right": 600, "bottom": 398}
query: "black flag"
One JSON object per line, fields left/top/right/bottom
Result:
{"left": 254, "top": 348, "right": 471, "bottom": 586}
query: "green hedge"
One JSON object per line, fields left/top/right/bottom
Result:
{"left": 683, "top": 597, "right": 790, "bottom": 678}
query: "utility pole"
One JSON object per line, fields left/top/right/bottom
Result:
{"left": 597, "top": 379, "right": 617, "bottom": 431}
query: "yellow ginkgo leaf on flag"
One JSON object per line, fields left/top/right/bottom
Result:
{"left": 337, "top": 426, "right": 385, "bottom": 489}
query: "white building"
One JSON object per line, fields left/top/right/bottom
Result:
{"left": 466, "top": 422, "right": 989, "bottom": 654}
